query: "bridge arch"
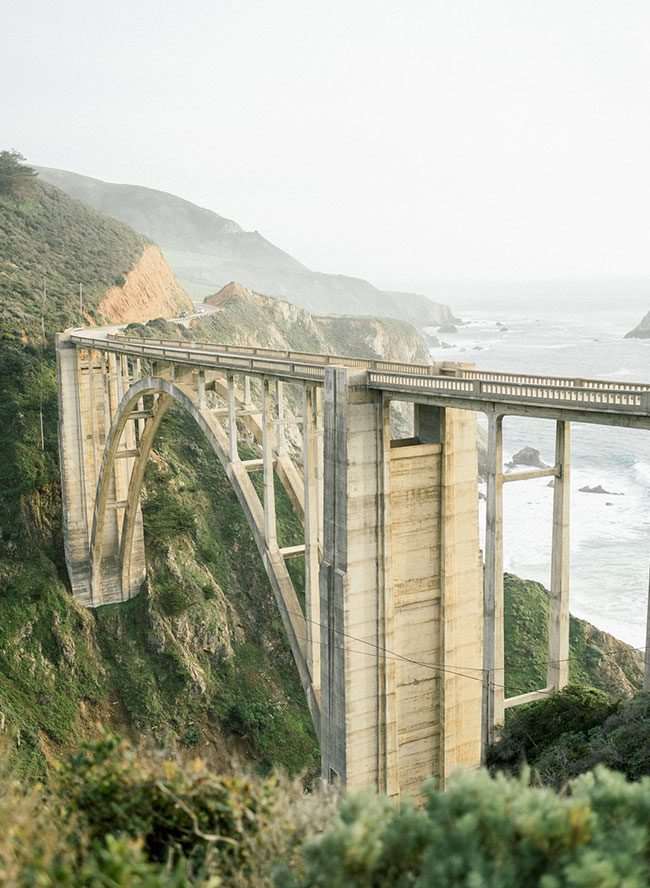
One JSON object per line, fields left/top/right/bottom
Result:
{"left": 89, "top": 375, "right": 319, "bottom": 731}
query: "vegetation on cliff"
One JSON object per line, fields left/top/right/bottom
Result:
{"left": 5, "top": 733, "right": 650, "bottom": 886}
{"left": 489, "top": 686, "right": 650, "bottom": 788}
{"left": 504, "top": 573, "right": 642, "bottom": 699}
{"left": 0, "top": 175, "right": 144, "bottom": 339}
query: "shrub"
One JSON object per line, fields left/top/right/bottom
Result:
{"left": 280, "top": 767, "right": 650, "bottom": 888}
{"left": 486, "top": 685, "right": 617, "bottom": 777}
{"left": 55, "top": 734, "right": 334, "bottom": 884}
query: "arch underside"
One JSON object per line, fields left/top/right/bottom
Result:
{"left": 90, "top": 375, "right": 320, "bottom": 733}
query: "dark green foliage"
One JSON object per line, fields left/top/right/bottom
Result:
{"left": 142, "top": 486, "right": 196, "bottom": 546}
{"left": 58, "top": 735, "right": 279, "bottom": 870}
{"left": 281, "top": 767, "right": 650, "bottom": 888}
{"left": 0, "top": 150, "right": 37, "bottom": 199}
{"left": 0, "top": 735, "right": 325, "bottom": 886}
{"left": 491, "top": 690, "right": 650, "bottom": 788}
{"left": 0, "top": 341, "right": 59, "bottom": 554}
{"left": 487, "top": 685, "right": 617, "bottom": 778}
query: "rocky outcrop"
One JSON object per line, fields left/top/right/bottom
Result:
{"left": 579, "top": 484, "right": 623, "bottom": 496}
{"left": 201, "top": 282, "right": 432, "bottom": 364}
{"left": 508, "top": 447, "right": 548, "bottom": 469}
{"left": 98, "top": 245, "right": 192, "bottom": 324}
{"left": 624, "top": 311, "right": 650, "bottom": 339}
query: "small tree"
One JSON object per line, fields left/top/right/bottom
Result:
{"left": 0, "top": 150, "right": 38, "bottom": 198}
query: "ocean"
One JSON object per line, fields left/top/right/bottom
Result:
{"left": 427, "top": 305, "right": 650, "bottom": 649}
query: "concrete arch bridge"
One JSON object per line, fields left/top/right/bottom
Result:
{"left": 56, "top": 329, "right": 650, "bottom": 796}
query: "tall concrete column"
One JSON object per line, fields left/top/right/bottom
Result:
{"left": 483, "top": 411, "right": 504, "bottom": 749}
{"left": 227, "top": 373, "right": 239, "bottom": 463}
{"left": 303, "top": 384, "right": 321, "bottom": 692}
{"left": 439, "top": 407, "right": 483, "bottom": 781}
{"left": 548, "top": 420, "right": 571, "bottom": 690}
{"left": 319, "top": 368, "right": 397, "bottom": 791}
{"left": 56, "top": 334, "right": 92, "bottom": 603}
{"left": 262, "top": 377, "right": 277, "bottom": 547}
{"left": 277, "top": 380, "right": 288, "bottom": 456}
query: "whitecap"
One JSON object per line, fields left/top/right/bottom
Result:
{"left": 633, "top": 462, "right": 650, "bottom": 487}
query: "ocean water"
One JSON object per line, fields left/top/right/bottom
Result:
{"left": 427, "top": 306, "right": 650, "bottom": 648}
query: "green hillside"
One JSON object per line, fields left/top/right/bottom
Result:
{"left": 0, "top": 177, "right": 145, "bottom": 338}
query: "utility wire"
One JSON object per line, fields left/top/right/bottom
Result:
{"left": 289, "top": 606, "right": 552, "bottom": 698}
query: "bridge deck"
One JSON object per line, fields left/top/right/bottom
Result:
{"left": 69, "top": 331, "right": 650, "bottom": 428}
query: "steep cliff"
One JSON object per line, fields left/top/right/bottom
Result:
{"left": 98, "top": 244, "right": 191, "bottom": 324}
{"left": 202, "top": 281, "right": 431, "bottom": 362}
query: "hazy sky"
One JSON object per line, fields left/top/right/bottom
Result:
{"left": 4, "top": 1, "right": 650, "bottom": 288}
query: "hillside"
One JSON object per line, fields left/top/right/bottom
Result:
{"left": 0, "top": 179, "right": 190, "bottom": 338}
{"left": 504, "top": 574, "right": 642, "bottom": 698}
{"left": 201, "top": 281, "right": 432, "bottom": 362}
{"left": 625, "top": 310, "right": 650, "bottom": 339}
{"left": 37, "top": 166, "right": 456, "bottom": 327}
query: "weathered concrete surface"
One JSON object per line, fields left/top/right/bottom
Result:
{"left": 59, "top": 334, "right": 484, "bottom": 794}
{"left": 319, "top": 374, "right": 482, "bottom": 793}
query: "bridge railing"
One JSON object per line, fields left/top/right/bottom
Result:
{"left": 106, "top": 334, "right": 439, "bottom": 376}
{"left": 368, "top": 370, "right": 650, "bottom": 413}
{"left": 460, "top": 368, "right": 650, "bottom": 392}
{"left": 71, "top": 335, "right": 328, "bottom": 383}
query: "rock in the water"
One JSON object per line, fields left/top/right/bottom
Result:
{"left": 579, "top": 484, "right": 624, "bottom": 496}
{"left": 508, "top": 447, "right": 548, "bottom": 469}
{"left": 624, "top": 310, "right": 650, "bottom": 339}
{"left": 438, "top": 323, "right": 458, "bottom": 334}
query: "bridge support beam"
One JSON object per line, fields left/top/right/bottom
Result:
{"left": 483, "top": 412, "right": 504, "bottom": 749}
{"left": 303, "top": 385, "right": 321, "bottom": 692}
{"left": 56, "top": 334, "right": 146, "bottom": 606}
{"left": 262, "top": 378, "right": 277, "bottom": 547}
{"left": 548, "top": 420, "right": 571, "bottom": 690}
{"left": 320, "top": 370, "right": 482, "bottom": 794}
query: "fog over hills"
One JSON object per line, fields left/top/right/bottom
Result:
{"left": 38, "top": 166, "right": 454, "bottom": 327}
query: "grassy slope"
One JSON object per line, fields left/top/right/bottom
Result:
{"left": 0, "top": 182, "right": 145, "bottom": 336}
{"left": 505, "top": 573, "right": 642, "bottom": 698}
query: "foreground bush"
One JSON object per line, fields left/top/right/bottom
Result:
{"left": 279, "top": 767, "right": 650, "bottom": 888}
{"left": 5, "top": 734, "right": 650, "bottom": 886}
{"left": 0, "top": 734, "right": 334, "bottom": 887}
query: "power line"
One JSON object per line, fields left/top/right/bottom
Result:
{"left": 289, "top": 606, "right": 551, "bottom": 698}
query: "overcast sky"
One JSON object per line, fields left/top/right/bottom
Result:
{"left": 4, "top": 0, "right": 650, "bottom": 289}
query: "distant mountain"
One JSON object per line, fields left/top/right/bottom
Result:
{"left": 625, "top": 311, "right": 650, "bottom": 339}
{"left": 37, "top": 167, "right": 455, "bottom": 327}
